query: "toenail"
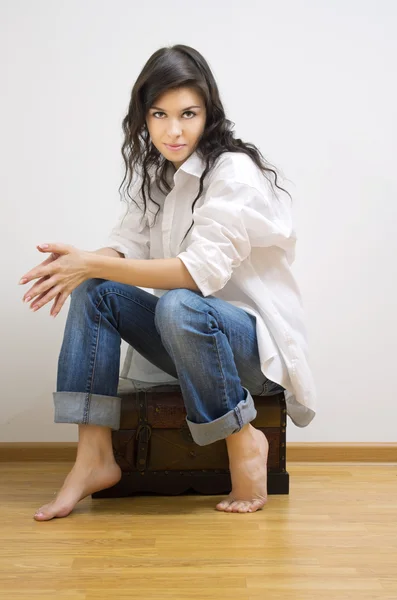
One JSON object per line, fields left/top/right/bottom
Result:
{"left": 35, "top": 512, "right": 43, "bottom": 517}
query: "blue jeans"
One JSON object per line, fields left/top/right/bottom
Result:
{"left": 53, "top": 279, "right": 283, "bottom": 446}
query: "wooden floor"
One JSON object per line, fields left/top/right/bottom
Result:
{"left": 0, "top": 462, "right": 396, "bottom": 600}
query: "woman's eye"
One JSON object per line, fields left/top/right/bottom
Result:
{"left": 152, "top": 111, "right": 196, "bottom": 119}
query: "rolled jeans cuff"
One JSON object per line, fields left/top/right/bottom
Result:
{"left": 186, "top": 388, "right": 257, "bottom": 446}
{"left": 53, "top": 392, "right": 121, "bottom": 430}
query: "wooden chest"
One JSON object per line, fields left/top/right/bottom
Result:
{"left": 93, "top": 379, "right": 289, "bottom": 499}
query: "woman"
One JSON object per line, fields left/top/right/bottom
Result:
{"left": 20, "top": 44, "right": 316, "bottom": 520}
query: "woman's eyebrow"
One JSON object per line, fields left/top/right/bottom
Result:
{"left": 150, "top": 105, "right": 202, "bottom": 111}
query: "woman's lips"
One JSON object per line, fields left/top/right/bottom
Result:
{"left": 164, "top": 144, "right": 186, "bottom": 151}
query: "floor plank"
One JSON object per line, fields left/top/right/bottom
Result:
{"left": 0, "top": 462, "right": 396, "bottom": 599}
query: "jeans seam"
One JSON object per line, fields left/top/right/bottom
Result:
{"left": 207, "top": 311, "right": 230, "bottom": 415}
{"left": 83, "top": 393, "right": 90, "bottom": 424}
{"left": 205, "top": 299, "right": 265, "bottom": 400}
{"left": 207, "top": 304, "right": 245, "bottom": 418}
{"left": 83, "top": 310, "right": 102, "bottom": 424}
{"left": 195, "top": 296, "right": 247, "bottom": 418}
{"left": 235, "top": 404, "right": 243, "bottom": 428}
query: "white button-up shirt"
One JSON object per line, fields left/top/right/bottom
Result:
{"left": 106, "top": 150, "right": 316, "bottom": 427}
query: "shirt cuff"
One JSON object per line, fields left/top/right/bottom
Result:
{"left": 105, "top": 239, "right": 147, "bottom": 260}
{"left": 177, "top": 252, "right": 229, "bottom": 297}
{"left": 105, "top": 241, "right": 127, "bottom": 258}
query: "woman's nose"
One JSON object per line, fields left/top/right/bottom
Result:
{"left": 167, "top": 121, "right": 182, "bottom": 136}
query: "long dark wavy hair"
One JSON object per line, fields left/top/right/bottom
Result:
{"left": 118, "top": 44, "right": 291, "bottom": 245}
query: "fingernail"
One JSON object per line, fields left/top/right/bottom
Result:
{"left": 25, "top": 296, "right": 31, "bottom": 303}
{"left": 19, "top": 278, "right": 27, "bottom": 285}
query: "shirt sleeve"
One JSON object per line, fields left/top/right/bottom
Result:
{"left": 105, "top": 199, "right": 150, "bottom": 260}
{"left": 176, "top": 178, "right": 293, "bottom": 297}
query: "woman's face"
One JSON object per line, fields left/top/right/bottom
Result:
{"left": 146, "top": 87, "right": 207, "bottom": 171}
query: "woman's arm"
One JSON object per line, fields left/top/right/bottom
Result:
{"left": 86, "top": 254, "right": 200, "bottom": 292}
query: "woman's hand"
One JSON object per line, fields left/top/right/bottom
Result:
{"left": 19, "top": 243, "right": 92, "bottom": 317}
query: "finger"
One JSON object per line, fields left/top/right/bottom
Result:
{"left": 19, "top": 251, "right": 61, "bottom": 286}
{"left": 19, "top": 266, "right": 54, "bottom": 286}
{"left": 50, "top": 292, "right": 62, "bottom": 317}
{"left": 19, "top": 255, "right": 59, "bottom": 288}
{"left": 36, "top": 243, "right": 70, "bottom": 255}
{"left": 26, "top": 277, "right": 61, "bottom": 308}
{"left": 50, "top": 291, "right": 70, "bottom": 317}
{"left": 23, "top": 275, "right": 53, "bottom": 303}
{"left": 31, "top": 284, "right": 63, "bottom": 312}
{"left": 30, "top": 283, "right": 55, "bottom": 307}
{"left": 40, "top": 253, "right": 59, "bottom": 266}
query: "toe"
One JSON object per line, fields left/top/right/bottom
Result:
{"left": 33, "top": 501, "right": 71, "bottom": 521}
{"left": 34, "top": 503, "right": 50, "bottom": 518}
{"left": 232, "top": 501, "right": 249, "bottom": 513}
{"left": 216, "top": 500, "right": 232, "bottom": 511}
{"left": 216, "top": 494, "right": 236, "bottom": 511}
{"left": 34, "top": 509, "right": 55, "bottom": 521}
{"left": 237, "top": 501, "right": 252, "bottom": 513}
{"left": 248, "top": 499, "right": 266, "bottom": 513}
{"left": 231, "top": 501, "right": 244, "bottom": 512}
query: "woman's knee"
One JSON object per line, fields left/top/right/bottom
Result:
{"left": 154, "top": 288, "right": 201, "bottom": 333}
{"left": 70, "top": 277, "right": 108, "bottom": 305}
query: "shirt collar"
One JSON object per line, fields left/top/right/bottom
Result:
{"left": 174, "top": 150, "right": 206, "bottom": 180}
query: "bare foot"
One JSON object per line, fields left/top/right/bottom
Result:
{"left": 33, "top": 460, "right": 121, "bottom": 521}
{"left": 216, "top": 425, "right": 269, "bottom": 514}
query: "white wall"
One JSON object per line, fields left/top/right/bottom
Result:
{"left": 1, "top": 0, "right": 396, "bottom": 443}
